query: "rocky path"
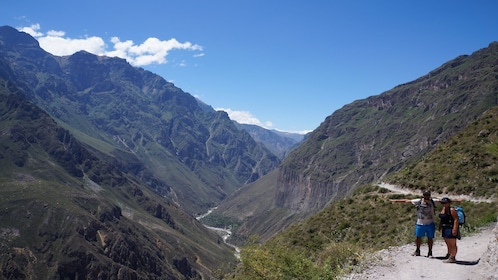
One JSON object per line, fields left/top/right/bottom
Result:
{"left": 341, "top": 183, "right": 498, "bottom": 280}
{"left": 378, "top": 182, "right": 494, "bottom": 203}
{"left": 342, "top": 224, "right": 498, "bottom": 280}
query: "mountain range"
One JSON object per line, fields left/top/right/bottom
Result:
{"left": 0, "top": 24, "right": 497, "bottom": 278}
{"left": 0, "top": 25, "right": 288, "bottom": 215}
{"left": 0, "top": 25, "right": 291, "bottom": 279}
{"left": 210, "top": 40, "right": 498, "bottom": 242}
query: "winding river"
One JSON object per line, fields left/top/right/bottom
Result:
{"left": 196, "top": 207, "right": 240, "bottom": 259}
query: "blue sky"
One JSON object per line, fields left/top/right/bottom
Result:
{"left": 2, "top": 1, "right": 498, "bottom": 133}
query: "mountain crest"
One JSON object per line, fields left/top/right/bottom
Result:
{"left": 213, "top": 40, "right": 498, "bottom": 241}
{"left": 0, "top": 25, "right": 278, "bottom": 278}
{"left": 0, "top": 25, "right": 40, "bottom": 49}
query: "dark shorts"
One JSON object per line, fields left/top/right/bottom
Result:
{"left": 442, "top": 228, "right": 461, "bottom": 239}
{"left": 415, "top": 223, "right": 435, "bottom": 238}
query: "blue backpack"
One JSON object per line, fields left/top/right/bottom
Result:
{"left": 453, "top": 206, "right": 466, "bottom": 225}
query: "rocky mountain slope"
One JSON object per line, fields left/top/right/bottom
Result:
{"left": 1, "top": 23, "right": 497, "bottom": 278}
{"left": 0, "top": 85, "right": 237, "bottom": 278}
{"left": 233, "top": 122, "right": 305, "bottom": 159}
{"left": 212, "top": 41, "right": 498, "bottom": 242}
{"left": 0, "top": 25, "right": 286, "bottom": 278}
{"left": 0, "top": 25, "right": 280, "bottom": 216}
{"left": 195, "top": 98, "right": 305, "bottom": 159}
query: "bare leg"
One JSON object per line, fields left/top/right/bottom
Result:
{"left": 447, "top": 239, "right": 457, "bottom": 257}
{"left": 412, "top": 237, "right": 422, "bottom": 256}
{"left": 443, "top": 238, "right": 457, "bottom": 263}
{"left": 428, "top": 238, "right": 433, "bottom": 251}
{"left": 444, "top": 238, "right": 450, "bottom": 255}
{"left": 427, "top": 238, "right": 433, "bottom": 256}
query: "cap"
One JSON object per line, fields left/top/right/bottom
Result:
{"left": 423, "top": 191, "right": 431, "bottom": 197}
{"left": 441, "top": 197, "right": 451, "bottom": 203}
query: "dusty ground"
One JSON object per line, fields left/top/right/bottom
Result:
{"left": 342, "top": 223, "right": 497, "bottom": 280}
{"left": 341, "top": 183, "right": 498, "bottom": 280}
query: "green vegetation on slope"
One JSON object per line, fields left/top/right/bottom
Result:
{"left": 0, "top": 83, "right": 238, "bottom": 278}
{"left": 230, "top": 106, "right": 498, "bottom": 279}
{"left": 230, "top": 185, "right": 497, "bottom": 279}
{"left": 0, "top": 25, "right": 281, "bottom": 217}
{"left": 388, "top": 106, "right": 498, "bottom": 197}
{"left": 216, "top": 42, "right": 498, "bottom": 245}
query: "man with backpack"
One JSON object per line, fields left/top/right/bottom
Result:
{"left": 390, "top": 191, "right": 439, "bottom": 257}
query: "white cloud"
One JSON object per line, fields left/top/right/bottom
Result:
{"left": 217, "top": 107, "right": 311, "bottom": 134}
{"left": 46, "top": 30, "right": 65, "bottom": 37}
{"left": 19, "top": 24, "right": 105, "bottom": 56}
{"left": 108, "top": 37, "right": 202, "bottom": 66}
{"left": 19, "top": 23, "right": 43, "bottom": 37}
{"left": 216, "top": 108, "right": 273, "bottom": 129}
{"left": 17, "top": 24, "right": 203, "bottom": 67}
{"left": 38, "top": 35, "right": 106, "bottom": 56}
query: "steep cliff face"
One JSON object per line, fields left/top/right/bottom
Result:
{"left": 0, "top": 88, "right": 237, "bottom": 279}
{"left": 214, "top": 42, "right": 498, "bottom": 241}
{"left": 0, "top": 25, "right": 280, "bottom": 214}
{"left": 0, "top": 25, "right": 280, "bottom": 278}
{"left": 275, "top": 42, "right": 498, "bottom": 214}
{"left": 274, "top": 166, "right": 346, "bottom": 211}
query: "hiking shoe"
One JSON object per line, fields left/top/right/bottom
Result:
{"left": 443, "top": 256, "right": 456, "bottom": 263}
{"left": 412, "top": 249, "right": 420, "bottom": 256}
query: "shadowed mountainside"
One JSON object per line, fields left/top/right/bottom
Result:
{"left": 0, "top": 25, "right": 280, "bottom": 216}
{"left": 211, "top": 41, "right": 498, "bottom": 242}
{"left": 233, "top": 122, "right": 305, "bottom": 159}
{"left": 196, "top": 98, "right": 305, "bottom": 160}
{"left": 0, "top": 84, "right": 237, "bottom": 279}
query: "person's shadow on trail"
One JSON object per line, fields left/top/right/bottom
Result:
{"left": 432, "top": 256, "right": 480, "bottom": 265}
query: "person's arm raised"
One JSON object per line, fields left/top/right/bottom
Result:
{"left": 389, "top": 199, "right": 413, "bottom": 203}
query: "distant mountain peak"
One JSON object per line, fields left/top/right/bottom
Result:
{"left": 0, "top": 25, "right": 40, "bottom": 49}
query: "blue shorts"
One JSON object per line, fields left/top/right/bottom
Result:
{"left": 442, "top": 228, "right": 461, "bottom": 239}
{"left": 414, "top": 223, "right": 435, "bottom": 238}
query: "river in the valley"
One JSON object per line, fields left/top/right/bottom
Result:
{"left": 196, "top": 207, "right": 240, "bottom": 259}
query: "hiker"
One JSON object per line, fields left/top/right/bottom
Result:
{"left": 438, "top": 197, "right": 460, "bottom": 263}
{"left": 390, "top": 191, "right": 438, "bottom": 257}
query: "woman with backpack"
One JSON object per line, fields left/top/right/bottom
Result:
{"left": 438, "top": 197, "right": 460, "bottom": 263}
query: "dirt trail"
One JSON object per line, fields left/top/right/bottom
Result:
{"left": 378, "top": 182, "right": 494, "bottom": 203}
{"left": 341, "top": 183, "right": 498, "bottom": 280}
{"left": 342, "top": 224, "right": 497, "bottom": 280}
